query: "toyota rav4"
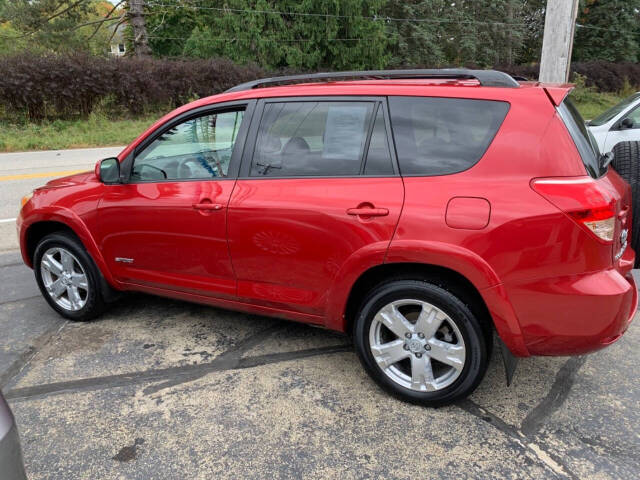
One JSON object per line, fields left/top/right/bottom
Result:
{"left": 17, "top": 69, "right": 637, "bottom": 406}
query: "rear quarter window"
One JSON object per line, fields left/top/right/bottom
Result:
{"left": 388, "top": 97, "right": 509, "bottom": 176}
{"left": 557, "top": 98, "right": 603, "bottom": 178}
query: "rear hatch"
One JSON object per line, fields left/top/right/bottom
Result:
{"left": 533, "top": 95, "right": 633, "bottom": 273}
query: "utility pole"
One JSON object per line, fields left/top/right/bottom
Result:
{"left": 506, "top": 0, "right": 514, "bottom": 66}
{"left": 539, "top": 0, "right": 579, "bottom": 83}
{"left": 128, "top": 0, "right": 152, "bottom": 57}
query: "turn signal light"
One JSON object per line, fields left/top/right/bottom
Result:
{"left": 531, "top": 177, "right": 617, "bottom": 244}
{"left": 21, "top": 192, "right": 33, "bottom": 207}
{"left": 567, "top": 206, "right": 615, "bottom": 242}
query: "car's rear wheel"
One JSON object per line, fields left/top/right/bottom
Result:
{"left": 353, "top": 280, "right": 488, "bottom": 406}
{"left": 34, "top": 232, "right": 107, "bottom": 321}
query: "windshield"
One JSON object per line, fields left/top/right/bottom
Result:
{"left": 558, "top": 98, "right": 604, "bottom": 178}
{"left": 589, "top": 93, "right": 640, "bottom": 126}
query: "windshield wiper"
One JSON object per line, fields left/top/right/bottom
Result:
{"left": 600, "top": 151, "right": 614, "bottom": 169}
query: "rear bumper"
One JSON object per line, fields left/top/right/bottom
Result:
{"left": 503, "top": 265, "right": 636, "bottom": 356}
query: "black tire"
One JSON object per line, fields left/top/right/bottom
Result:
{"left": 612, "top": 141, "right": 640, "bottom": 266}
{"left": 612, "top": 141, "right": 640, "bottom": 183}
{"left": 353, "top": 280, "right": 489, "bottom": 407}
{"left": 33, "top": 232, "right": 107, "bottom": 321}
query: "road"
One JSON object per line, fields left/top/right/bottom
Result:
{"left": 0, "top": 147, "right": 124, "bottom": 251}
{"left": 0, "top": 148, "right": 639, "bottom": 479}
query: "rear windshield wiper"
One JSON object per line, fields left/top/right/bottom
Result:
{"left": 600, "top": 152, "right": 614, "bottom": 170}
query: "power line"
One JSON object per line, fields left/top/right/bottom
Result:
{"left": 576, "top": 23, "right": 640, "bottom": 36}
{"left": 144, "top": 2, "right": 640, "bottom": 37}
{"left": 148, "top": 35, "right": 370, "bottom": 43}
{"left": 3, "top": 1, "right": 639, "bottom": 44}
{"left": 145, "top": 2, "right": 529, "bottom": 27}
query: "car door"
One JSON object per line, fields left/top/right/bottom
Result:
{"left": 227, "top": 97, "right": 404, "bottom": 319}
{"left": 603, "top": 104, "right": 640, "bottom": 152}
{"left": 97, "top": 101, "right": 254, "bottom": 299}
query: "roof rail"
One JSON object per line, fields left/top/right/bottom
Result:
{"left": 225, "top": 68, "right": 520, "bottom": 93}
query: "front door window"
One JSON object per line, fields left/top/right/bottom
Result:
{"left": 132, "top": 110, "right": 245, "bottom": 181}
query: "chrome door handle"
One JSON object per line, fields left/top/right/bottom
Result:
{"left": 193, "top": 203, "right": 223, "bottom": 211}
{"left": 346, "top": 207, "right": 389, "bottom": 217}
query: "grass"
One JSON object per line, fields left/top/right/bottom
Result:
{"left": 0, "top": 88, "right": 632, "bottom": 153}
{"left": 0, "top": 112, "right": 161, "bottom": 152}
{"left": 571, "top": 89, "right": 626, "bottom": 121}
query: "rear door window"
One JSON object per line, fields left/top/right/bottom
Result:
{"left": 388, "top": 97, "right": 509, "bottom": 176}
{"left": 250, "top": 101, "right": 375, "bottom": 177}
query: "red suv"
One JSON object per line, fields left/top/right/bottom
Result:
{"left": 17, "top": 69, "right": 637, "bottom": 406}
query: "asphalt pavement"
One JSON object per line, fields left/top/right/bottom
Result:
{"left": 0, "top": 147, "right": 123, "bottom": 251}
{"left": 0, "top": 148, "right": 639, "bottom": 479}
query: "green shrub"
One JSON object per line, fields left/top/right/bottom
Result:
{"left": 501, "top": 61, "right": 640, "bottom": 92}
{"left": 0, "top": 53, "right": 264, "bottom": 122}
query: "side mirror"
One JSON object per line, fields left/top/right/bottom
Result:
{"left": 97, "top": 157, "right": 120, "bottom": 184}
{"left": 620, "top": 117, "right": 635, "bottom": 130}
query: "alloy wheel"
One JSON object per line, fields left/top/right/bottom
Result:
{"left": 368, "top": 299, "right": 466, "bottom": 392}
{"left": 40, "top": 247, "right": 89, "bottom": 312}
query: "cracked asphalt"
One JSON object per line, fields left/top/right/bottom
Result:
{"left": 1, "top": 248, "right": 639, "bottom": 479}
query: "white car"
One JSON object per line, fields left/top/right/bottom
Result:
{"left": 588, "top": 92, "right": 640, "bottom": 153}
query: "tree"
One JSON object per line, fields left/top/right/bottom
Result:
{"left": 444, "top": 0, "right": 528, "bottom": 67}
{"left": 3, "top": 0, "right": 640, "bottom": 70}
{"left": 175, "top": 0, "right": 390, "bottom": 70}
{"left": 145, "top": 0, "right": 197, "bottom": 57}
{"left": 573, "top": 0, "right": 640, "bottom": 62}
{"left": 128, "top": 0, "right": 151, "bottom": 56}
{"left": 382, "top": 0, "right": 534, "bottom": 68}
{"left": 0, "top": 0, "right": 155, "bottom": 56}
{"left": 382, "top": 0, "right": 448, "bottom": 67}
{"left": 0, "top": 0, "right": 125, "bottom": 55}
{"left": 2, "top": 0, "right": 94, "bottom": 52}
{"left": 517, "top": 0, "right": 546, "bottom": 63}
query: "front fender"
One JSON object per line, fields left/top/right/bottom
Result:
{"left": 19, "top": 206, "right": 119, "bottom": 288}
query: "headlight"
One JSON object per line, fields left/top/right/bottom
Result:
{"left": 21, "top": 192, "right": 34, "bottom": 207}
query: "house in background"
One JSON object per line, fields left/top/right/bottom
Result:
{"left": 109, "top": 22, "right": 127, "bottom": 57}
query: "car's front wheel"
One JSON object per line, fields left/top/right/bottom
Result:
{"left": 353, "top": 280, "right": 489, "bottom": 406}
{"left": 34, "top": 232, "right": 107, "bottom": 321}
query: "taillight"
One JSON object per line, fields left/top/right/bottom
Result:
{"left": 566, "top": 205, "right": 615, "bottom": 242}
{"left": 531, "top": 176, "right": 617, "bottom": 244}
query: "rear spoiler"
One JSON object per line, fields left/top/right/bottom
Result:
{"left": 543, "top": 84, "right": 574, "bottom": 106}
